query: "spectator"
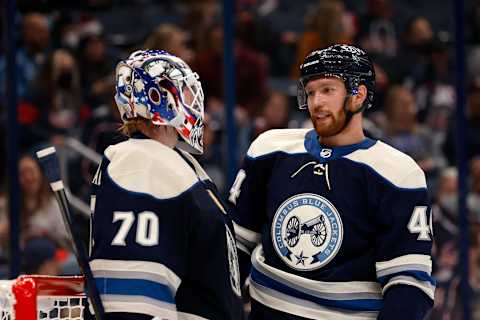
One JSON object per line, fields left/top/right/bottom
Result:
{"left": 22, "top": 236, "right": 62, "bottom": 275}
{"left": 18, "top": 153, "right": 68, "bottom": 246}
{"left": 24, "top": 49, "right": 84, "bottom": 148}
{"left": 414, "top": 33, "right": 455, "bottom": 124}
{"left": 193, "top": 22, "right": 268, "bottom": 117}
{"left": 443, "top": 78, "right": 480, "bottom": 165}
{"left": 236, "top": 6, "right": 297, "bottom": 77}
{"left": 357, "top": 0, "right": 397, "bottom": 58}
{"left": 429, "top": 167, "right": 460, "bottom": 320}
{"left": 397, "top": 16, "right": 434, "bottom": 87}
{"left": 291, "top": 0, "right": 355, "bottom": 78}
{"left": 382, "top": 85, "right": 437, "bottom": 179}
{"left": 77, "top": 34, "right": 116, "bottom": 108}
{"left": 470, "top": 157, "right": 480, "bottom": 220}
{"left": 182, "top": 0, "right": 220, "bottom": 52}
{"left": 0, "top": 12, "right": 50, "bottom": 102}
{"left": 252, "top": 90, "right": 290, "bottom": 138}
{"left": 143, "top": 23, "right": 194, "bottom": 63}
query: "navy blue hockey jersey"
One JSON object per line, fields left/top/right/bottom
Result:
{"left": 229, "top": 129, "right": 435, "bottom": 320}
{"left": 89, "top": 137, "right": 243, "bottom": 320}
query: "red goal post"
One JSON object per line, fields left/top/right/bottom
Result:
{"left": 0, "top": 275, "right": 85, "bottom": 320}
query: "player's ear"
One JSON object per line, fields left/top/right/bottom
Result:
{"left": 351, "top": 84, "right": 367, "bottom": 110}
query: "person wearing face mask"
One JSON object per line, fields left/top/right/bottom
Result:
{"left": 434, "top": 166, "right": 480, "bottom": 225}
{"left": 229, "top": 44, "right": 434, "bottom": 320}
{"left": 433, "top": 168, "right": 459, "bottom": 251}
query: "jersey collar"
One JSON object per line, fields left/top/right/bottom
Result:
{"left": 130, "top": 132, "right": 150, "bottom": 139}
{"left": 304, "top": 129, "right": 377, "bottom": 163}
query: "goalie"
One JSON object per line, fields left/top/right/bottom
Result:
{"left": 88, "top": 50, "right": 243, "bottom": 320}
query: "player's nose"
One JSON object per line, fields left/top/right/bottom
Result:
{"left": 309, "top": 93, "right": 327, "bottom": 111}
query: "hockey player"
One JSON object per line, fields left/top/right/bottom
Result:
{"left": 89, "top": 50, "right": 243, "bottom": 320}
{"left": 229, "top": 44, "right": 435, "bottom": 320}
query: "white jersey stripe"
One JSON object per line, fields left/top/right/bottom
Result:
{"left": 376, "top": 264, "right": 432, "bottom": 278}
{"left": 233, "top": 222, "right": 261, "bottom": 245}
{"left": 90, "top": 259, "right": 181, "bottom": 291}
{"left": 100, "top": 294, "right": 177, "bottom": 319}
{"left": 177, "top": 312, "right": 209, "bottom": 320}
{"left": 249, "top": 278, "right": 379, "bottom": 320}
{"left": 252, "top": 246, "right": 382, "bottom": 296}
{"left": 376, "top": 254, "right": 432, "bottom": 273}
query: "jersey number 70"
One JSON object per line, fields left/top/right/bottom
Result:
{"left": 111, "top": 211, "right": 159, "bottom": 246}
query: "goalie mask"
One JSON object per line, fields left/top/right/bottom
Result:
{"left": 115, "top": 49, "right": 205, "bottom": 154}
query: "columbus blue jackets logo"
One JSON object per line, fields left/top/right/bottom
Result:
{"left": 271, "top": 194, "right": 343, "bottom": 271}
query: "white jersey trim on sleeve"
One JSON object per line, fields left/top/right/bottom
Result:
{"left": 376, "top": 254, "right": 432, "bottom": 277}
{"left": 344, "top": 141, "right": 427, "bottom": 189}
{"left": 382, "top": 275, "right": 435, "bottom": 300}
{"left": 247, "top": 129, "right": 309, "bottom": 158}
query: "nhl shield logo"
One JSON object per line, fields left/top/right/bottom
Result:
{"left": 271, "top": 194, "right": 343, "bottom": 271}
{"left": 320, "top": 148, "right": 332, "bottom": 158}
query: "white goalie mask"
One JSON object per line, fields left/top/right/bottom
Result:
{"left": 115, "top": 49, "right": 205, "bottom": 154}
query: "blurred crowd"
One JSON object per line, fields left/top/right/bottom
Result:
{"left": 0, "top": 0, "right": 480, "bottom": 319}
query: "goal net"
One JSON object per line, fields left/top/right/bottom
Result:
{"left": 0, "top": 275, "right": 85, "bottom": 320}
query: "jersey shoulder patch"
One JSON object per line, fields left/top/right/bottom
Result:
{"left": 344, "top": 141, "right": 426, "bottom": 189}
{"left": 247, "top": 129, "right": 309, "bottom": 159}
{"left": 104, "top": 139, "right": 199, "bottom": 199}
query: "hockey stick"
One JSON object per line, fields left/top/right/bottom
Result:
{"left": 36, "top": 146, "right": 105, "bottom": 320}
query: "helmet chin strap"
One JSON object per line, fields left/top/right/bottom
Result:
{"left": 329, "top": 94, "right": 366, "bottom": 137}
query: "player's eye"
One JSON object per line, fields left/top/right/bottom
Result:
{"left": 323, "top": 86, "right": 335, "bottom": 94}
{"left": 306, "top": 90, "right": 314, "bottom": 97}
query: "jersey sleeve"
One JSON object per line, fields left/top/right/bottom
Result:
{"left": 228, "top": 139, "right": 276, "bottom": 284}
{"left": 374, "top": 166, "right": 435, "bottom": 304}
{"left": 176, "top": 187, "right": 243, "bottom": 320}
{"left": 378, "top": 284, "right": 433, "bottom": 320}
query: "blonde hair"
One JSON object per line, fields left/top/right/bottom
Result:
{"left": 119, "top": 118, "right": 151, "bottom": 137}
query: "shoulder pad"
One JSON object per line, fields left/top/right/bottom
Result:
{"left": 247, "top": 129, "right": 309, "bottom": 159}
{"left": 345, "top": 141, "right": 426, "bottom": 189}
{"left": 104, "top": 139, "right": 199, "bottom": 199}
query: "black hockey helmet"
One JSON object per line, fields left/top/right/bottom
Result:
{"left": 297, "top": 44, "right": 375, "bottom": 111}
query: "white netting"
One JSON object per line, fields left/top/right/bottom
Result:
{"left": 38, "top": 296, "right": 85, "bottom": 320}
{"left": 0, "top": 280, "right": 15, "bottom": 320}
{"left": 0, "top": 277, "right": 85, "bottom": 320}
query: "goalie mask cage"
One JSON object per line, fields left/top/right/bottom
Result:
{"left": 0, "top": 275, "right": 85, "bottom": 320}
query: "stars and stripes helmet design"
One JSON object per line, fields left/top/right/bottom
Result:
{"left": 115, "top": 49, "right": 205, "bottom": 154}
